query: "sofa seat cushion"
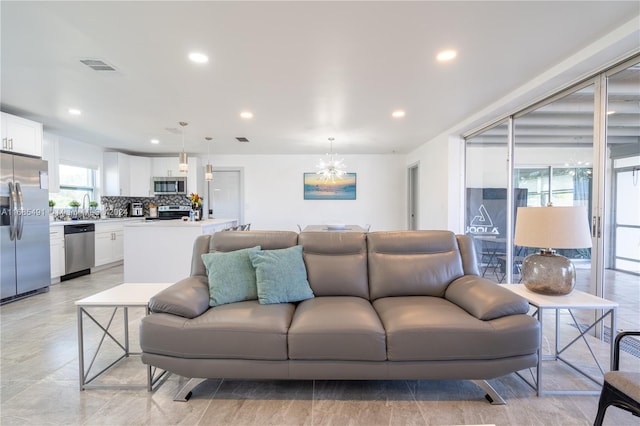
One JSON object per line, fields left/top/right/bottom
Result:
{"left": 288, "top": 297, "right": 387, "bottom": 361}
{"left": 141, "top": 300, "right": 295, "bottom": 360}
{"left": 373, "top": 296, "right": 539, "bottom": 361}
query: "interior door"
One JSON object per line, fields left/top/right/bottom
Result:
{"left": 211, "top": 169, "right": 243, "bottom": 224}
{"left": 407, "top": 164, "right": 419, "bottom": 230}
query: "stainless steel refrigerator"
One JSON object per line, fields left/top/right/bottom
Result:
{"left": 1, "top": 152, "right": 50, "bottom": 302}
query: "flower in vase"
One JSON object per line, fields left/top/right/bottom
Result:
{"left": 189, "top": 192, "right": 203, "bottom": 207}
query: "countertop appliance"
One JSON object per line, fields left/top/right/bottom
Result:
{"left": 1, "top": 153, "right": 50, "bottom": 303}
{"left": 154, "top": 205, "right": 191, "bottom": 220}
{"left": 152, "top": 177, "right": 187, "bottom": 195}
{"left": 63, "top": 223, "right": 95, "bottom": 280}
{"left": 129, "top": 202, "right": 143, "bottom": 217}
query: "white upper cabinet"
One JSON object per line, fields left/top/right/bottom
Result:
{"left": 103, "top": 152, "right": 131, "bottom": 196}
{"left": 151, "top": 156, "right": 181, "bottom": 177}
{"left": 1, "top": 112, "right": 43, "bottom": 157}
{"left": 187, "top": 157, "right": 202, "bottom": 196}
{"left": 129, "top": 155, "right": 151, "bottom": 197}
{"left": 104, "top": 152, "right": 153, "bottom": 197}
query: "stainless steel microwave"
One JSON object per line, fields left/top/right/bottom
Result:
{"left": 152, "top": 177, "right": 187, "bottom": 195}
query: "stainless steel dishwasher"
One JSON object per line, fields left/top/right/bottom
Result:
{"left": 63, "top": 223, "right": 95, "bottom": 280}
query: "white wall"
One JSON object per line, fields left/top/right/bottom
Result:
{"left": 56, "top": 134, "right": 104, "bottom": 169}
{"left": 404, "top": 135, "right": 465, "bottom": 233}
{"left": 204, "top": 154, "right": 406, "bottom": 231}
{"left": 43, "top": 131, "right": 105, "bottom": 194}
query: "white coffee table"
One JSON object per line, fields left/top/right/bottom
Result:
{"left": 76, "top": 282, "right": 173, "bottom": 391}
{"left": 499, "top": 284, "right": 618, "bottom": 396}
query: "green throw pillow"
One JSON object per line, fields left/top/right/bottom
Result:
{"left": 201, "top": 246, "right": 261, "bottom": 307}
{"left": 249, "top": 245, "right": 315, "bottom": 305}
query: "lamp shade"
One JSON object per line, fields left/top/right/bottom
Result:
{"left": 514, "top": 206, "right": 592, "bottom": 249}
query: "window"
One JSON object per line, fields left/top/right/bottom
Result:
{"left": 514, "top": 166, "right": 592, "bottom": 207}
{"left": 50, "top": 164, "right": 97, "bottom": 208}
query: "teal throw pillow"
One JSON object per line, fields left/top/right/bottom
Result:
{"left": 201, "top": 246, "right": 261, "bottom": 307}
{"left": 249, "top": 245, "right": 314, "bottom": 305}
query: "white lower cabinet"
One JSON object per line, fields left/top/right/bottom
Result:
{"left": 94, "top": 222, "right": 124, "bottom": 266}
{"left": 49, "top": 228, "right": 65, "bottom": 279}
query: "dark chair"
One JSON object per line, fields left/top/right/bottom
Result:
{"left": 594, "top": 331, "right": 640, "bottom": 426}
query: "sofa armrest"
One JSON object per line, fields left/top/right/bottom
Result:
{"left": 148, "top": 276, "right": 210, "bottom": 319}
{"left": 445, "top": 275, "right": 529, "bottom": 320}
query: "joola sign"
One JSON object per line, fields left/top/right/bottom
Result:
{"left": 467, "top": 204, "right": 500, "bottom": 235}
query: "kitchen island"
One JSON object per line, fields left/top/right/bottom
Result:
{"left": 123, "top": 218, "right": 237, "bottom": 283}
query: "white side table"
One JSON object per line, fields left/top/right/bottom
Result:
{"left": 76, "top": 282, "right": 173, "bottom": 391}
{"left": 499, "top": 284, "right": 618, "bottom": 396}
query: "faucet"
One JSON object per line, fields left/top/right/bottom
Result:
{"left": 81, "top": 194, "right": 90, "bottom": 218}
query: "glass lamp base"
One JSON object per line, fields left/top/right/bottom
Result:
{"left": 521, "top": 252, "right": 576, "bottom": 295}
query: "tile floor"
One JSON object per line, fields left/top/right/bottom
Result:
{"left": 1, "top": 265, "right": 639, "bottom": 426}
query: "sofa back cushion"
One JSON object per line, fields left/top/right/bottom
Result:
{"left": 456, "top": 234, "right": 480, "bottom": 276}
{"left": 299, "top": 232, "right": 369, "bottom": 299}
{"left": 367, "top": 230, "right": 464, "bottom": 300}
{"left": 190, "top": 231, "right": 299, "bottom": 277}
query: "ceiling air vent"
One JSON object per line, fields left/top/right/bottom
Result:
{"left": 80, "top": 59, "right": 116, "bottom": 72}
{"left": 236, "top": 137, "right": 250, "bottom": 142}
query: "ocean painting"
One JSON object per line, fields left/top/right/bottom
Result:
{"left": 304, "top": 173, "right": 356, "bottom": 200}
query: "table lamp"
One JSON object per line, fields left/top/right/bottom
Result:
{"left": 514, "top": 205, "right": 592, "bottom": 295}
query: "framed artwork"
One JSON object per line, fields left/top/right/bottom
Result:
{"left": 303, "top": 173, "right": 356, "bottom": 200}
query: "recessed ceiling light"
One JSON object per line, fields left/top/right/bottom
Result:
{"left": 240, "top": 111, "right": 254, "bottom": 119}
{"left": 150, "top": 139, "right": 160, "bottom": 144}
{"left": 436, "top": 50, "right": 457, "bottom": 62}
{"left": 68, "top": 108, "right": 82, "bottom": 115}
{"left": 392, "top": 110, "right": 406, "bottom": 118}
{"left": 188, "top": 52, "right": 209, "bottom": 63}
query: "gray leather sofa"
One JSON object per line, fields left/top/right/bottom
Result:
{"left": 140, "top": 230, "right": 539, "bottom": 404}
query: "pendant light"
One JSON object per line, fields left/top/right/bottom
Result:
{"left": 178, "top": 121, "right": 189, "bottom": 173}
{"left": 204, "top": 137, "right": 213, "bottom": 181}
{"left": 316, "top": 137, "right": 346, "bottom": 182}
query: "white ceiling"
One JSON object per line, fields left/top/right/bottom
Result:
{"left": 1, "top": 1, "right": 638, "bottom": 156}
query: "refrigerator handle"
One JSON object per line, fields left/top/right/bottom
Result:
{"left": 8, "top": 182, "right": 17, "bottom": 241}
{"left": 15, "top": 182, "right": 24, "bottom": 240}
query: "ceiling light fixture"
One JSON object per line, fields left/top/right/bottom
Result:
{"left": 150, "top": 139, "right": 159, "bottom": 144}
{"left": 240, "top": 111, "right": 253, "bottom": 119}
{"left": 178, "top": 121, "right": 189, "bottom": 173}
{"left": 392, "top": 110, "right": 406, "bottom": 118}
{"left": 68, "top": 108, "right": 82, "bottom": 115}
{"left": 316, "top": 137, "right": 347, "bottom": 183}
{"left": 436, "top": 49, "right": 457, "bottom": 62}
{"left": 188, "top": 52, "right": 209, "bottom": 63}
{"left": 204, "top": 137, "right": 213, "bottom": 182}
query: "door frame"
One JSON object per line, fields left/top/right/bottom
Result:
{"left": 210, "top": 167, "right": 244, "bottom": 225}
{"left": 407, "top": 162, "right": 419, "bottom": 230}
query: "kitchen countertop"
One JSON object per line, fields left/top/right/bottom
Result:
{"left": 123, "top": 218, "right": 236, "bottom": 228}
{"left": 50, "top": 217, "right": 145, "bottom": 227}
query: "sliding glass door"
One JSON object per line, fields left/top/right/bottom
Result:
{"left": 513, "top": 84, "right": 595, "bottom": 293}
{"left": 465, "top": 120, "right": 510, "bottom": 282}
{"left": 464, "top": 55, "right": 639, "bottom": 332}
{"left": 599, "top": 60, "right": 640, "bottom": 330}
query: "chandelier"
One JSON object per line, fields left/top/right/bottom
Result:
{"left": 316, "top": 137, "right": 346, "bottom": 182}
{"left": 178, "top": 121, "right": 189, "bottom": 173}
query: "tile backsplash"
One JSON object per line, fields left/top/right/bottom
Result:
{"left": 101, "top": 195, "right": 191, "bottom": 216}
